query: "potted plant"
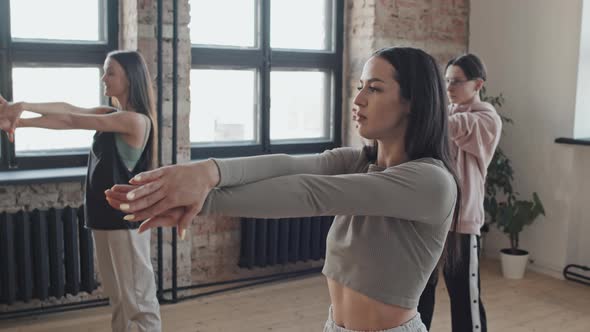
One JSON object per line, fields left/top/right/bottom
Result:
{"left": 482, "top": 88, "right": 546, "bottom": 279}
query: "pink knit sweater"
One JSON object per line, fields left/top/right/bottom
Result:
{"left": 449, "top": 101, "right": 502, "bottom": 235}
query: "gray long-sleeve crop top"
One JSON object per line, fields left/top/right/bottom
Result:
{"left": 200, "top": 147, "right": 457, "bottom": 309}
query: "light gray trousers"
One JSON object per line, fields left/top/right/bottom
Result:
{"left": 324, "top": 306, "right": 427, "bottom": 332}
{"left": 94, "top": 229, "right": 161, "bottom": 332}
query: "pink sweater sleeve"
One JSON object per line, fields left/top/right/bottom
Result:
{"left": 448, "top": 102, "right": 502, "bottom": 165}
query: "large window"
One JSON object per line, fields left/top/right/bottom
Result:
{"left": 0, "top": 0, "right": 117, "bottom": 170}
{"left": 189, "top": 0, "right": 343, "bottom": 158}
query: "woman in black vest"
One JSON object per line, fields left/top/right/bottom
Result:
{"left": 0, "top": 50, "right": 161, "bottom": 332}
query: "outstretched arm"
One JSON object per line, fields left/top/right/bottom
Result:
{"left": 198, "top": 162, "right": 456, "bottom": 223}
{"left": 106, "top": 160, "right": 457, "bottom": 236}
{"left": 16, "top": 110, "right": 144, "bottom": 135}
{"left": 9, "top": 101, "right": 148, "bottom": 141}
{"left": 17, "top": 101, "right": 114, "bottom": 116}
{"left": 1, "top": 100, "right": 119, "bottom": 137}
{"left": 104, "top": 147, "right": 365, "bottom": 236}
{"left": 212, "top": 147, "right": 365, "bottom": 187}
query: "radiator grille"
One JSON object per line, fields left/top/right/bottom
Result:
{"left": 239, "top": 216, "right": 333, "bottom": 268}
{"left": 0, "top": 206, "right": 97, "bottom": 305}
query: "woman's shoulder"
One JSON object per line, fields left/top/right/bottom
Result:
{"left": 111, "top": 110, "right": 151, "bottom": 128}
{"left": 451, "top": 101, "right": 496, "bottom": 114}
{"left": 470, "top": 101, "right": 497, "bottom": 113}
{"left": 402, "top": 157, "right": 444, "bottom": 168}
{"left": 392, "top": 158, "right": 454, "bottom": 182}
{"left": 111, "top": 111, "right": 151, "bottom": 143}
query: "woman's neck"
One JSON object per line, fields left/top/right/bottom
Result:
{"left": 376, "top": 139, "right": 408, "bottom": 168}
{"left": 115, "top": 94, "right": 130, "bottom": 110}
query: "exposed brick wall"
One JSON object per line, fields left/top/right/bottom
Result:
{"left": 0, "top": 182, "right": 83, "bottom": 213}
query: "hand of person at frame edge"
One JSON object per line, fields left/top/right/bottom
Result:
{"left": 104, "top": 160, "right": 220, "bottom": 239}
{"left": 0, "top": 96, "right": 23, "bottom": 142}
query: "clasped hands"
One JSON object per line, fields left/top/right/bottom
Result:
{"left": 105, "top": 160, "right": 220, "bottom": 239}
{"left": 0, "top": 95, "right": 23, "bottom": 142}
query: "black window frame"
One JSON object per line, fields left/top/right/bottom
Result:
{"left": 0, "top": 0, "right": 118, "bottom": 171}
{"left": 189, "top": 0, "right": 343, "bottom": 159}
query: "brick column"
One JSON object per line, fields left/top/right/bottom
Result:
{"left": 120, "top": 0, "right": 192, "bottom": 292}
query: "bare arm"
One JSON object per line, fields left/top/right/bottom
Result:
{"left": 1, "top": 99, "right": 116, "bottom": 140}
{"left": 19, "top": 102, "right": 114, "bottom": 116}
{"left": 16, "top": 110, "right": 147, "bottom": 138}
{"left": 17, "top": 115, "right": 75, "bottom": 130}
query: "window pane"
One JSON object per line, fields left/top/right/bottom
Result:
{"left": 12, "top": 67, "right": 101, "bottom": 153}
{"left": 271, "top": 0, "right": 331, "bottom": 50}
{"left": 189, "top": 0, "right": 256, "bottom": 47}
{"left": 270, "top": 71, "right": 330, "bottom": 141}
{"left": 190, "top": 69, "right": 257, "bottom": 143}
{"left": 11, "top": 0, "right": 101, "bottom": 41}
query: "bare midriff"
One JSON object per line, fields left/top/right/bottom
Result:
{"left": 326, "top": 277, "right": 417, "bottom": 331}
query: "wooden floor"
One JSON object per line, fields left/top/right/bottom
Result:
{"left": 1, "top": 259, "right": 590, "bottom": 331}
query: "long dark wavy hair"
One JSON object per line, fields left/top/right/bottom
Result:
{"left": 106, "top": 50, "right": 158, "bottom": 170}
{"left": 363, "top": 47, "right": 462, "bottom": 271}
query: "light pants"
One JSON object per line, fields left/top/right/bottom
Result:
{"left": 324, "top": 306, "right": 427, "bottom": 332}
{"left": 93, "top": 229, "right": 161, "bottom": 332}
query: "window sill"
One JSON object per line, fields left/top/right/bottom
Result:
{"left": 555, "top": 137, "right": 590, "bottom": 146}
{"left": 0, "top": 167, "right": 86, "bottom": 185}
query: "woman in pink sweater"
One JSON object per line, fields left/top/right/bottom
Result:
{"left": 418, "top": 54, "right": 502, "bottom": 332}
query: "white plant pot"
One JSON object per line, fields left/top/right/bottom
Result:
{"left": 500, "top": 249, "right": 529, "bottom": 279}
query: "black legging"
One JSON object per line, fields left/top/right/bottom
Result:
{"left": 418, "top": 234, "right": 487, "bottom": 332}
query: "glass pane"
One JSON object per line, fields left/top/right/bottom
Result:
{"left": 271, "top": 0, "right": 331, "bottom": 50}
{"left": 12, "top": 67, "right": 101, "bottom": 153}
{"left": 11, "top": 0, "right": 101, "bottom": 41}
{"left": 190, "top": 69, "right": 257, "bottom": 143}
{"left": 189, "top": 0, "right": 256, "bottom": 47}
{"left": 270, "top": 71, "right": 330, "bottom": 141}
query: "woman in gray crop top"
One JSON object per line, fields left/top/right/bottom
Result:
{"left": 106, "top": 47, "right": 461, "bottom": 332}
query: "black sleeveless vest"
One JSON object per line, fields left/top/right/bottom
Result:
{"left": 84, "top": 130, "right": 151, "bottom": 229}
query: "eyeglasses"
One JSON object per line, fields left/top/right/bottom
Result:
{"left": 445, "top": 79, "right": 473, "bottom": 87}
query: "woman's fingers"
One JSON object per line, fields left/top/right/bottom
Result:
{"left": 129, "top": 168, "right": 164, "bottom": 185}
{"left": 122, "top": 193, "right": 171, "bottom": 221}
{"left": 105, "top": 186, "right": 136, "bottom": 210}
{"left": 138, "top": 215, "right": 178, "bottom": 233}
{"left": 109, "top": 184, "right": 136, "bottom": 194}
{"left": 177, "top": 204, "right": 200, "bottom": 240}
{"left": 125, "top": 179, "right": 164, "bottom": 201}
{"left": 105, "top": 196, "right": 124, "bottom": 210}
{"left": 105, "top": 188, "right": 131, "bottom": 201}
{"left": 138, "top": 207, "right": 184, "bottom": 233}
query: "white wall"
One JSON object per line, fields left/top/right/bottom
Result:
{"left": 575, "top": 1, "right": 590, "bottom": 138}
{"left": 470, "top": 0, "right": 590, "bottom": 277}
